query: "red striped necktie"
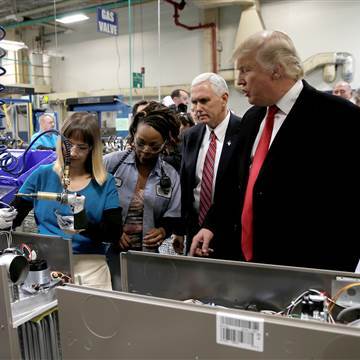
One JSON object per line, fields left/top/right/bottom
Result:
{"left": 241, "top": 105, "right": 278, "bottom": 261}
{"left": 199, "top": 131, "right": 217, "bottom": 226}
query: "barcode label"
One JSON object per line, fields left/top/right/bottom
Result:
{"left": 216, "top": 312, "right": 264, "bottom": 352}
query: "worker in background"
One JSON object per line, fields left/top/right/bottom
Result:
{"left": 178, "top": 112, "right": 195, "bottom": 135}
{"left": 181, "top": 72, "right": 242, "bottom": 258}
{"left": 170, "top": 89, "right": 190, "bottom": 113}
{"left": 332, "top": 80, "right": 355, "bottom": 103}
{"left": 104, "top": 103, "right": 182, "bottom": 290}
{"left": 162, "top": 113, "right": 195, "bottom": 173}
{"left": 190, "top": 30, "right": 360, "bottom": 272}
{"left": 352, "top": 88, "right": 360, "bottom": 107}
{"left": 30, "top": 113, "right": 58, "bottom": 150}
{"left": 190, "top": 103, "right": 199, "bottom": 124}
{"left": 0, "top": 112, "right": 123, "bottom": 289}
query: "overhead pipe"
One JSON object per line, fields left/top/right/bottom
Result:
{"left": 164, "top": 0, "right": 217, "bottom": 73}
{"left": 303, "top": 52, "right": 354, "bottom": 83}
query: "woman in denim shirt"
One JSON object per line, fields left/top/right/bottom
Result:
{"left": 104, "top": 104, "right": 181, "bottom": 254}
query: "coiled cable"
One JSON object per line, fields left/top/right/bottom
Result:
{"left": 1, "top": 129, "right": 71, "bottom": 172}
{"left": 0, "top": 28, "right": 71, "bottom": 189}
{"left": 0, "top": 25, "right": 7, "bottom": 129}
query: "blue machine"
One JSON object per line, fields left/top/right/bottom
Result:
{"left": 0, "top": 149, "right": 56, "bottom": 204}
{"left": 66, "top": 95, "right": 132, "bottom": 138}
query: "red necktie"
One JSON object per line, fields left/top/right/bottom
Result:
{"left": 241, "top": 105, "right": 278, "bottom": 261}
{"left": 199, "top": 131, "right": 217, "bottom": 226}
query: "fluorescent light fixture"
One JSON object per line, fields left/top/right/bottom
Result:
{"left": 56, "top": 13, "right": 89, "bottom": 24}
{"left": 0, "top": 39, "right": 28, "bottom": 51}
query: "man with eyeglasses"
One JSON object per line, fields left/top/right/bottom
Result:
{"left": 180, "top": 72, "right": 242, "bottom": 259}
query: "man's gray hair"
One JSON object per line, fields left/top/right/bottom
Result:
{"left": 233, "top": 30, "right": 304, "bottom": 81}
{"left": 39, "top": 113, "right": 55, "bottom": 122}
{"left": 191, "top": 72, "right": 229, "bottom": 96}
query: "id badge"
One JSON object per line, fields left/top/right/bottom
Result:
{"left": 156, "top": 184, "right": 172, "bottom": 199}
{"left": 115, "top": 177, "right": 123, "bottom": 187}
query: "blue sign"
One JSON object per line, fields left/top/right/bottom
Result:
{"left": 96, "top": 8, "right": 118, "bottom": 36}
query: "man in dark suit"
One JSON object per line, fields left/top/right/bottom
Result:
{"left": 190, "top": 30, "right": 360, "bottom": 272}
{"left": 181, "top": 72, "right": 242, "bottom": 259}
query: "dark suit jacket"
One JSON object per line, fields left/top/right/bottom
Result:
{"left": 180, "top": 112, "right": 243, "bottom": 259}
{"left": 205, "top": 81, "right": 360, "bottom": 271}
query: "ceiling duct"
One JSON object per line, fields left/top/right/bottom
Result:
{"left": 192, "top": 0, "right": 255, "bottom": 8}
{"left": 303, "top": 52, "right": 354, "bottom": 83}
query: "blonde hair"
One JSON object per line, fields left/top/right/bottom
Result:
{"left": 53, "top": 112, "right": 108, "bottom": 186}
{"left": 233, "top": 30, "right": 304, "bottom": 81}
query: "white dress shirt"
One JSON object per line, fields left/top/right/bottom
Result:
{"left": 193, "top": 111, "right": 231, "bottom": 213}
{"left": 251, "top": 80, "right": 304, "bottom": 159}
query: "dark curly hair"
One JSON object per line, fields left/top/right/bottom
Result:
{"left": 177, "top": 112, "right": 195, "bottom": 128}
{"left": 132, "top": 100, "right": 150, "bottom": 115}
{"left": 128, "top": 102, "right": 180, "bottom": 148}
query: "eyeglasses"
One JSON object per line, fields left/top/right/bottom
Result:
{"left": 134, "top": 138, "right": 166, "bottom": 154}
{"left": 68, "top": 142, "right": 91, "bottom": 152}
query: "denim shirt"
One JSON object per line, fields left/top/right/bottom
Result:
{"left": 103, "top": 150, "right": 181, "bottom": 251}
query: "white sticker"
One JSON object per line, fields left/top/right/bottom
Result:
{"left": 216, "top": 312, "right": 264, "bottom": 352}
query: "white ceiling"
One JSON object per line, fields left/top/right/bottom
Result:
{"left": 0, "top": 0, "right": 125, "bottom": 26}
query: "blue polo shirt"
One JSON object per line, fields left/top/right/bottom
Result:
{"left": 30, "top": 131, "right": 58, "bottom": 149}
{"left": 19, "top": 164, "right": 120, "bottom": 254}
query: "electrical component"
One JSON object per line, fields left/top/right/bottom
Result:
{"left": 16, "top": 191, "right": 83, "bottom": 207}
{"left": 0, "top": 248, "right": 29, "bottom": 285}
{"left": 23, "top": 259, "right": 51, "bottom": 290}
{"left": 300, "top": 294, "right": 328, "bottom": 322}
{"left": 16, "top": 192, "right": 87, "bottom": 230}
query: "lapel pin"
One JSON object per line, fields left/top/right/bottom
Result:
{"left": 227, "top": 140, "right": 231, "bottom": 146}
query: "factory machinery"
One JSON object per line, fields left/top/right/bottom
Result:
{"left": 58, "top": 252, "right": 360, "bottom": 359}
{"left": 0, "top": 231, "right": 73, "bottom": 359}
{"left": 1, "top": 243, "right": 360, "bottom": 359}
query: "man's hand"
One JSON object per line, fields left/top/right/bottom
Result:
{"left": 143, "top": 227, "right": 166, "bottom": 248}
{"left": 189, "top": 228, "right": 214, "bottom": 257}
{"left": 172, "top": 235, "right": 184, "bottom": 254}
{"left": 0, "top": 207, "right": 17, "bottom": 230}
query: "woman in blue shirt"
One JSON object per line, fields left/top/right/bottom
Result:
{"left": 10, "top": 112, "right": 122, "bottom": 290}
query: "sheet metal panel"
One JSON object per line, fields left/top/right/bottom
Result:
{"left": 120, "top": 252, "right": 360, "bottom": 311}
{"left": 57, "top": 285, "right": 360, "bottom": 359}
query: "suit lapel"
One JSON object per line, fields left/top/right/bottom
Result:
{"left": 215, "top": 114, "right": 241, "bottom": 188}
{"left": 188, "top": 124, "right": 206, "bottom": 184}
{"left": 258, "top": 83, "right": 310, "bottom": 178}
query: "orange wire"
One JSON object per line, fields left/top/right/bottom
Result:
{"left": 329, "top": 282, "right": 360, "bottom": 313}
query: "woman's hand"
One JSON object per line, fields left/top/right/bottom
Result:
{"left": 143, "top": 227, "right": 166, "bottom": 248}
{"left": 0, "top": 207, "right": 17, "bottom": 229}
{"left": 119, "top": 232, "right": 131, "bottom": 250}
{"left": 55, "top": 213, "right": 83, "bottom": 234}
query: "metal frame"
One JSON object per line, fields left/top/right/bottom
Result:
{"left": 56, "top": 253, "right": 360, "bottom": 359}
{"left": 0, "top": 266, "right": 21, "bottom": 359}
{"left": 0, "top": 231, "right": 73, "bottom": 359}
{"left": 1, "top": 97, "right": 33, "bottom": 142}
